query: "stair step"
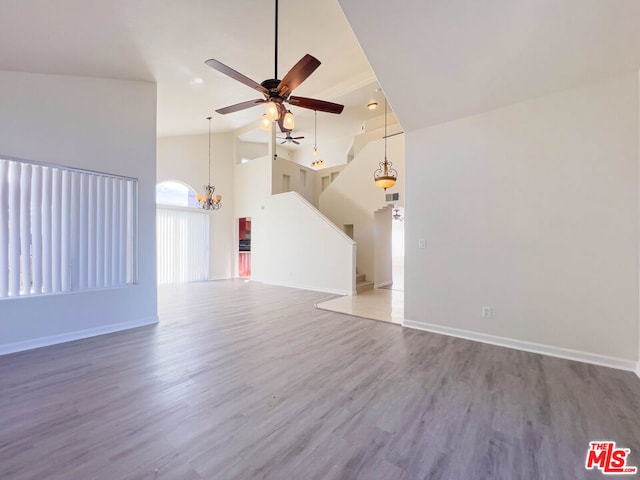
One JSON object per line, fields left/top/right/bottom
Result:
{"left": 356, "top": 280, "right": 374, "bottom": 293}
{"left": 355, "top": 273, "right": 366, "bottom": 283}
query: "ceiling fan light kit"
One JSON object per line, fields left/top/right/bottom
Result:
{"left": 205, "top": 0, "right": 344, "bottom": 137}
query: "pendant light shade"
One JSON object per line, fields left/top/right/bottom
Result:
{"left": 265, "top": 101, "right": 280, "bottom": 121}
{"left": 373, "top": 98, "right": 397, "bottom": 191}
{"left": 260, "top": 114, "right": 272, "bottom": 131}
{"left": 283, "top": 110, "right": 295, "bottom": 130}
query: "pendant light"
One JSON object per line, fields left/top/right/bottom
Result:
{"left": 197, "top": 116, "right": 222, "bottom": 210}
{"left": 373, "top": 98, "right": 398, "bottom": 190}
{"left": 313, "top": 110, "right": 319, "bottom": 156}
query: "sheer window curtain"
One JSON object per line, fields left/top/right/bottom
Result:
{"left": 156, "top": 207, "right": 209, "bottom": 284}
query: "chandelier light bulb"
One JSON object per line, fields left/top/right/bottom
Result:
{"left": 313, "top": 146, "right": 319, "bottom": 156}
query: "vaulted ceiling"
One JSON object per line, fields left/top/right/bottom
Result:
{"left": 0, "top": 0, "right": 379, "bottom": 147}
{"left": 4, "top": 1, "right": 640, "bottom": 153}
{"left": 339, "top": 0, "right": 640, "bottom": 132}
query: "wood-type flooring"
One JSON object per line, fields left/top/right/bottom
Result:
{"left": 1, "top": 280, "right": 639, "bottom": 479}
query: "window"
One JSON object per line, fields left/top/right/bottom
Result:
{"left": 0, "top": 156, "right": 137, "bottom": 299}
{"left": 156, "top": 181, "right": 198, "bottom": 208}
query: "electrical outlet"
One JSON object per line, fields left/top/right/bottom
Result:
{"left": 418, "top": 239, "right": 426, "bottom": 249}
{"left": 481, "top": 306, "right": 492, "bottom": 319}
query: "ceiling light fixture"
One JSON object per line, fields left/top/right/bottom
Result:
{"left": 283, "top": 110, "right": 295, "bottom": 130}
{"left": 373, "top": 98, "right": 398, "bottom": 191}
{"left": 265, "top": 100, "right": 280, "bottom": 121}
{"left": 260, "top": 114, "right": 271, "bottom": 131}
{"left": 367, "top": 102, "right": 378, "bottom": 110}
{"left": 197, "top": 116, "right": 222, "bottom": 210}
{"left": 313, "top": 110, "right": 319, "bottom": 156}
{"left": 206, "top": 0, "right": 344, "bottom": 134}
{"left": 311, "top": 159, "right": 324, "bottom": 169}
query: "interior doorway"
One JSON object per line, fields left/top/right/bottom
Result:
{"left": 238, "top": 217, "right": 251, "bottom": 278}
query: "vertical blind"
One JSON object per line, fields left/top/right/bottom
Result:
{"left": 0, "top": 157, "right": 137, "bottom": 299}
{"left": 156, "top": 207, "right": 209, "bottom": 284}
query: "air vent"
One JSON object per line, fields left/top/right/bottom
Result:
{"left": 386, "top": 192, "right": 400, "bottom": 202}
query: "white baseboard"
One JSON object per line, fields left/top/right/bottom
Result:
{"left": 374, "top": 281, "right": 393, "bottom": 289}
{"left": 255, "top": 279, "right": 354, "bottom": 296}
{"left": 403, "top": 319, "right": 638, "bottom": 373}
{"left": 636, "top": 361, "right": 640, "bottom": 379}
{"left": 0, "top": 316, "right": 159, "bottom": 356}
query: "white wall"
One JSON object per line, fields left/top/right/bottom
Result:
{"left": 405, "top": 73, "right": 640, "bottom": 366}
{"left": 236, "top": 140, "right": 267, "bottom": 163}
{"left": 373, "top": 206, "right": 393, "bottom": 287}
{"left": 252, "top": 192, "right": 355, "bottom": 295}
{"left": 272, "top": 157, "right": 318, "bottom": 206}
{"left": 0, "top": 71, "right": 157, "bottom": 353}
{"left": 157, "top": 132, "right": 235, "bottom": 279}
{"left": 319, "top": 134, "right": 405, "bottom": 281}
{"left": 234, "top": 155, "right": 272, "bottom": 220}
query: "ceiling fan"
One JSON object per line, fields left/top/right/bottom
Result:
{"left": 205, "top": 0, "right": 344, "bottom": 132}
{"left": 278, "top": 132, "right": 304, "bottom": 145}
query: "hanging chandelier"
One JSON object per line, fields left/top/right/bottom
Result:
{"left": 373, "top": 97, "right": 398, "bottom": 190}
{"left": 197, "top": 116, "right": 222, "bottom": 211}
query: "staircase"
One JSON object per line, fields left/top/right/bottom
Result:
{"left": 356, "top": 271, "right": 374, "bottom": 294}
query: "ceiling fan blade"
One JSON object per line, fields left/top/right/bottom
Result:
{"left": 293, "top": 140, "right": 300, "bottom": 145}
{"left": 292, "top": 136, "right": 304, "bottom": 140}
{"left": 205, "top": 58, "right": 269, "bottom": 95}
{"left": 288, "top": 96, "right": 344, "bottom": 114}
{"left": 215, "top": 99, "right": 266, "bottom": 115}
{"left": 277, "top": 54, "right": 321, "bottom": 97}
{"left": 280, "top": 140, "right": 287, "bottom": 144}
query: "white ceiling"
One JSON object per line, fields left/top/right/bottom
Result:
{"left": 0, "top": 0, "right": 378, "bottom": 145}
{"left": 4, "top": 1, "right": 638, "bottom": 150}
{"left": 339, "top": 0, "right": 640, "bottom": 133}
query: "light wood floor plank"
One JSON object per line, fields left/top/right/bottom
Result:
{"left": 0, "top": 280, "right": 639, "bottom": 479}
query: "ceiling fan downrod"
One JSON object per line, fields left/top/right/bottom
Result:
{"left": 274, "top": 0, "right": 278, "bottom": 80}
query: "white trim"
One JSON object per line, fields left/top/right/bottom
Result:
{"left": 636, "top": 361, "right": 640, "bottom": 379}
{"left": 255, "top": 279, "right": 354, "bottom": 296}
{"left": 0, "top": 316, "right": 158, "bottom": 356}
{"left": 403, "top": 319, "right": 638, "bottom": 373}
{"left": 374, "top": 281, "right": 393, "bottom": 289}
